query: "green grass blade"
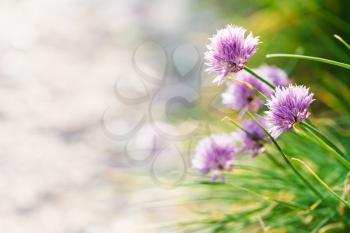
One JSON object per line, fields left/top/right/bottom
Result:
{"left": 334, "top": 34, "right": 350, "bottom": 51}
{"left": 302, "top": 121, "right": 346, "bottom": 157}
{"left": 300, "top": 122, "right": 350, "bottom": 170}
{"left": 291, "top": 158, "right": 350, "bottom": 208}
{"left": 247, "top": 112, "right": 325, "bottom": 201}
{"left": 221, "top": 116, "right": 251, "bottom": 135}
{"left": 266, "top": 54, "right": 350, "bottom": 70}
{"left": 310, "top": 213, "right": 335, "bottom": 233}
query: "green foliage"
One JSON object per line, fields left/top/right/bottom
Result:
{"left": 177, "top": 1, "right": 350, "bottom": 232}
{"left": 178, "top": 120, "right": 350, "bottom": 232}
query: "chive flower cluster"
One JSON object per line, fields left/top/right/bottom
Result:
{"left": 236, "top": 118, "right": 269, "bottom": 157}
{"left": 221, "top": 65, "right": 289, "bottom": 115}
{"left": 205, "top": 25, "right": 260, "bottom": 85}
{"left": 265, "top": 85, "right": 314, "bottom": 138}
{"left": 192, "top": 134, "right": 235, "bottom": 182}
{"left": 193, "top": 24, "right": 314, "bottom": 181}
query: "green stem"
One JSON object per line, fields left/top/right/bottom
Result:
{"left": 265, "top": 151, "right": 286, "bottom": 170}
{"left": 266, "top": 54, "right": 350, "bottom": 70}
{"left": 302, "top": 122, "right": 346, "bottom": 157}
{"left": 310, "top": 213, "right": 335, "bottom": 233}
{"left": 229, "top": 183, "right": 302, "bottom": 210}
{"left": 300, "top": 122, "right": 350, "bottom": 170}
{"left": 292, "top": 158, "right": 350, "bottom": 208}
{"left": 223, "top": 116, "right": 287, "bottom": 170}
{"left": 247, "top": 112, "right": 325, "bottom": 201}
{"left": 334, "top": 34, "right": 350, "bottom": 51}
{"left": 243, "top": 66, "right": 275, "bottom": 90}
{"left": 222, "top": 116, "right": 252, "bottom": 135}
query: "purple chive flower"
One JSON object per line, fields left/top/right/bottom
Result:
{"left": 221, "top": 70, "right": 269, "bottom": 114}
{"left": 235, "top": 119, "right": 269, "bottom": 157}
{"left": 221, "top": 65, "right": 289, "bottom": 114}
{"left": 265, "top": 85, "right": 315, "bottom": 138}
{"left": 192, "top": 134, "right": 235, "bottom": 182}
{"left": 205, "top": 24, "right": 260, "bottom": 85}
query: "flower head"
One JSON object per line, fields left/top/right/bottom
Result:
{"left": 205, "top": 25, "right": 260, "bottom": 85}
{"left": 192, "top": 134, "right": 235, "bottom": 182}
{"left": 236, "top": 119, "right": 269, "bottom": 157}
{"left": 221, "top": 70, "right": 269, "bottom": 114}
{"left": 265, "top": 85, "right": 314, "bottom": 138}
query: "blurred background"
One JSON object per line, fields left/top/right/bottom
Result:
{"left": 1, "top": 0, "right": 349, "bottom": 232}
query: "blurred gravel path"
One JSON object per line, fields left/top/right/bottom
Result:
{"left": 0, "top": 0, "right": 195, "bottom": 232}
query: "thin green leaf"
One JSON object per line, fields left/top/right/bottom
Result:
{"left": 265, "top": 151, "right": 286, "bottom": 170}
{"left": 221, "top": 116, "right": 251, "bottom": 135}
{"left": 302, "top": 121, "right": 346, "bottom": 157}
{"left": 334, "top": 34, "right": 350, "bottom": 51}
{"left": 266, "top": 54, "right": 350, "bottom": 70}
{"left": 300, "top": 122, "right": 350, "bottom": 170}
{"left": 291, "top": 158, "right": 350, "bottom": 208}
{"left": 247, "top": 112, "right": 325, "bottom": 201}
{"left": 229, "top": 183, "right": 304, "bottom": 210}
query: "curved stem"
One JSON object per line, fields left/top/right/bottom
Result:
{"left": 310, "top": 213, "right": 335, "bottom": 233}
{"left": 334, "top": 34, "right": 350, "bottom": 51}
{"left": 265, "top": 151, "right": 286, "bottom": 170}
{"left": 302, "top": 122, "right": 345, "bottom": 157}
{"left": 229, "top": 183, "right": 302, "bottom": 210}
{"left": 244, "top": 66, "right": 275, "bottom": 90}
{"left": 266, "top": 54, "right": 350, "bottom": 70}
{"left": 247, "top": 112, "right": 325, "bottom": 201}
{"left": 292, "top": 158, "right": 350, "bottom": 208}
{"left": 300, "top": 122, "right": 350, "bottom": 170}
{"left": 222, "top": 116, "right": 251, "bottom": 135}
